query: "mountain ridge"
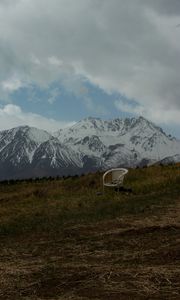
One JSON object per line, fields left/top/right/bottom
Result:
{"left": 0, "top": 116, "right": 180, "bottom": 180}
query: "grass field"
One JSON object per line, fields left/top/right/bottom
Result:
{"left": 0, "top": 164, "right": 180, "bottom": 299}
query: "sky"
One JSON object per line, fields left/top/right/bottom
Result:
{"left": 0, "top": 0, "right": 180, "bottom": 137}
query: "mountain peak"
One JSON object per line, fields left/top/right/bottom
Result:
{"left": 0, "top": 116, "right": 180, "bottom": 180}
{"left": 80, "top": 116, "right": 103, "bottom": 126}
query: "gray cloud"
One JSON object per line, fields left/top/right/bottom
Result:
{"left": 143, "top": 0, "right": 180, "bottom": 16}
{"left": 0, "top": 0, "right": 180, "bottom": 124}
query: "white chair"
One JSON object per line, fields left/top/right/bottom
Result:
{"left": 103, "top": 168, "right": 128, "bottom": 193}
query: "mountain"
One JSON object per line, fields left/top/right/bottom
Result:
{"left": 0, "top": 126, "right": 50, "bottom": 179}
{"left": 55, "top": 116, "right": 180, "bottom": 168}
{"left": 157, "top": 154, "right": 180, "bottom": 165}
{"left": 31, "top": 137, "right": 83, "bottom": 177}
{"left": 0, "top": 126, "right": 82, "bottom": 179}
{"left": 0, "top": 117, "right": 180, "bottom": 180}
{"left": 0, "top": 126, "right": 50, "bottom": 163}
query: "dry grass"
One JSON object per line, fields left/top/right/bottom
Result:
{"left": 0, "top": 164, "right": 180, "bottom": 299}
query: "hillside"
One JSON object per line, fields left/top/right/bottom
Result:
{"left": 0, "top": 164, "right": 180, "bottom": 299}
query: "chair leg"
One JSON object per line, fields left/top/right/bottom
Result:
{"left": 115, "top": 185, "right": 120, "bottom": 192}
{"left": 103, "top": 181, "right": 105, "bottom": 194}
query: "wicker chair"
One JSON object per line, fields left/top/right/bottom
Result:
{"left": 103, "top": 168, "right": 128, "bottom": 193}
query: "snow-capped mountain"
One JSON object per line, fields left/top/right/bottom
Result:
{"left": 32, "top": 137, "right": 83, "bottom": 169}
{"left": 0, "top": 126, "right": 51, "bottom": 179}
{"left": 0, "top": 126, "right": 50, "bottom": 165}
{"left": 0, "top": 117, "right": 180, "bottom": 180}
{"left": 55, "top": 116, "right": 180, "bottom": 168}
{"left": 0, "top": 126, "right": 84, "bottom": 179}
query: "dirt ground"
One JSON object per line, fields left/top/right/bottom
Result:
{"left": 0, "top": 200, "right": 180, "bottom": 300}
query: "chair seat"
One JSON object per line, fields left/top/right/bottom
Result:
{"left": 104, "top": 182, "right": 119, "bottom": 187}
{"left": 103, "top": 168, "right": 128, "bottom": 192}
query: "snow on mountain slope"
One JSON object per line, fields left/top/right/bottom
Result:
{"left": 0, "top": 117, "right": 180, "bottom": 180}
{"left": 103, "top": 144, "right": 141, "bottom": 168}
{"left": 157, "top": 154, "right": 180, "bottom": 165}
{"left": 116, "top": 117, "right": 180, "bottom": 160}
{"left": 74, "top": 135, "right": 107, "bottom": 157}
{"left": 56, "top": 116, "right": 180, "bottom": 166}
{"left": 55, "top": 117, "right": 133, "bottom": 145}
{"left": 32, "top": 137, "right": 83, "bottom": 169}
{"left": 0, "top": 126, "right": 84, "bottom": 179}
{"left": 0, "top": 126, "right": 51, "bottom": 165}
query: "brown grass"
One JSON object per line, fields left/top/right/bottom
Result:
{"left": 0, "top": 164, "right": 180, "bottom": 299}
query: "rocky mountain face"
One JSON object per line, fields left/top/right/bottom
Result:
{"left": 157, "top": 154, "right": 180, "bottom": 165}
{"left": 0, "top": 117, "right": 180, "bottom": 180}
{"left": 55, "top": 116, "right": 180, "bottom": 167}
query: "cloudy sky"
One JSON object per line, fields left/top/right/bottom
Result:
{"left": 0, "top": 0, "right": 180, "bottom": 136}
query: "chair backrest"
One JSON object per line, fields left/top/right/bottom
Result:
{"left": 112, "top": 169, "right": 126, "bottom": 182}
{"left": 103, "top": 168, "right": 128, "bottom": 187}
